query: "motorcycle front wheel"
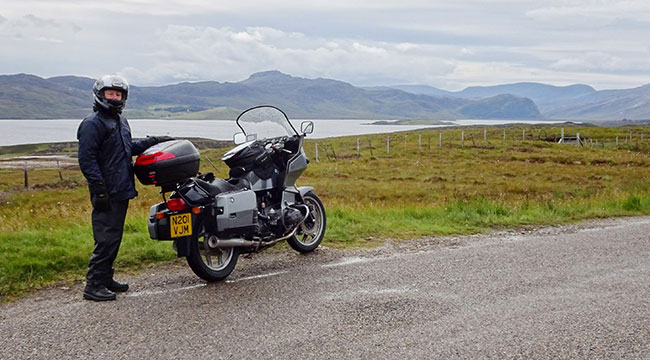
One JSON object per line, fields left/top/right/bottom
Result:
{"left": 186, "top": 233, "right": 239, "bottom": 282}
{"left": 287, "top": 191, "right": 327, "bottom": 253}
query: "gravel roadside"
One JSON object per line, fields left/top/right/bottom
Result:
{"left": 1, "top": 216, "right": 649, "bottom": 359}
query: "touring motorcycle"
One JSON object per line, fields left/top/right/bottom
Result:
{"left": 134, "top": 105, "right": 326, "bottom": 281}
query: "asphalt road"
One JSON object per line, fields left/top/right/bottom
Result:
{"left": 1, "top": 217, "right": 649, "bottom": 359}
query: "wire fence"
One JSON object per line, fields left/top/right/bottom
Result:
{"left": 0, "top": 158, "right": 79, "bottom": 189}
{"left": 307, "top": 127, "right": 650, "bottom": 162}
{"left": 2, "top": 127, "right": 649, "bottom": 188}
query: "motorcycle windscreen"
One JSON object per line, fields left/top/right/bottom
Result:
{"left": 236, "top": 106, "right": 297, "bottom": 140}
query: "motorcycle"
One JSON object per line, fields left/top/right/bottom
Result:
{"left": 134, "top": 105, "right": 326, "bottom": 281}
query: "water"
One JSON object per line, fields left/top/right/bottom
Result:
{"left": 0, "top": 119, "right": 565, "bottom": 147}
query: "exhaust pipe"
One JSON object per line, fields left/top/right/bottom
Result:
{"left": 212, "top": 238, "right": 258, "bottom": 248}
{"left": 208, "top": 225, "right": 302, "bottom": 249}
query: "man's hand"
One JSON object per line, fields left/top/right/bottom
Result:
{"left": 89, "top": 182, "right": 111, "bottom": 211}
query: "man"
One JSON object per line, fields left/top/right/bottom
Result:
{"left": 77, "top": 74, "right": 172, "bottom": 301}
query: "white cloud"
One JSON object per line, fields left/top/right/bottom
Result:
{"left": 1, "top": 1, "right": 650, "bottom": 90}
{"left": 0, "top": 14, "right": 80, "bottom": 42}
{"left": 120, "top": 25, "right": 454, "bottom": 86}
{"left": 526, "top": 1, "right": 650, "bottom": 25}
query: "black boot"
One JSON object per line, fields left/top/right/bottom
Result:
{"left": 106, "top": 279, "right": 129, "bottom": 293}
{"left": 83, "top": 284, "right": 116, "bottom": 301}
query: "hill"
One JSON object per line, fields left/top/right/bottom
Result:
{"left": 0, "top": 71, "right": 541, "bottom": 120}
{"left": 392, "top": 81, "right": 650, "bottom": 121}
{"left": 540, "top": 84, "right": 650, "bottom": 120}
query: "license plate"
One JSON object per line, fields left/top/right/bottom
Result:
{"left": 170, "top": 213, "right": 192, "bottom": 237}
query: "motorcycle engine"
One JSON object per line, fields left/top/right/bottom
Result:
{"left": 257, "top": 205, "right": 305, "bottom": 237}
{"left": 283, "top": 207, "right": 305, "bottom": 230}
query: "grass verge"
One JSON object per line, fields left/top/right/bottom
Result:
{"left": 2, "top": 123, "right": 650, "bottom": 300}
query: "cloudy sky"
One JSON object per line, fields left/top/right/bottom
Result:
{"left": 1, "top": 0, "right": 649, "bottom": 90}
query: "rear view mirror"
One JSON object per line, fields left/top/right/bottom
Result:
{"left": 300, "top": 121, "right": 314, "bottom": 135}
{"left": 233, "top": 132, "right": 246, "bottom": 145}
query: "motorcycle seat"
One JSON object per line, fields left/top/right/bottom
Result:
{"left": 194, "top": 178, "right": 236, "bottom": 197}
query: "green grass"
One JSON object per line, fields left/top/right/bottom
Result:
{"left": 2, "top": 123, "right": 650, "bottom": 300}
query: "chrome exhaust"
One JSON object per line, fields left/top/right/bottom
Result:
{"left": 212, "top": 238, "right": 259, "bottom": 248}
{"left": 210, "top": 226, "right": 301, "bottom": 249}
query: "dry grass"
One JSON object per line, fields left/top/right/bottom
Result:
{"left": 2, "top": 123, "right": 650, "bottom": 299}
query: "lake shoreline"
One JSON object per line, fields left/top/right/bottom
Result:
{"left": 0, "top": 119, "right": 574, "bottom": 147}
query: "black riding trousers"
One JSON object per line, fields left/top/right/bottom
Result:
{"left": 86, "top": 199, "right": 129, "bottom": 286}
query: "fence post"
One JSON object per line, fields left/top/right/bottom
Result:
{"left": 484, "top": 128, "right": 487, "bottom": 143}
{"left": 356, "top": 138, "right": 360, "bottom": 157}
{"left": 503, "top": 128, "right": 506, "bottom": 143}
{"left": 616, "top": 136, "right": 619, "bottom": 146}
{"left": 368, "top": 139, "right": 373, "bottom": 156}
{"left": 315, "top": 143, "right": 319, "bottom": 162}
{"left": 461, "top": 131, "right": 464, "bottom": 148}
{"left": 24, "top": 162, "right": 28, "bottom": 188}
{"left": 439, "top": 133, "right": 442, "bottom": 149}
{"left": 418, "top": 134, "right": 422, "bottom": 151}
{"left": 576, "top": 133, "right": 581, "bottom": 146}
{"left": 57, "top": 160, "right": 63, "bottom": 181}
{"left": 522, "top": 129, "right": 525, "bottom": 141}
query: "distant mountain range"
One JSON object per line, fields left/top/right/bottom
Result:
{"left": 0, "top": 71, "right": 648, "bottom": 121}
{"left": 391, "top": 82, "right": 650, "bottom": 121}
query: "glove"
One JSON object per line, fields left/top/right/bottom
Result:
{"left": 89, "top": 182, "right": 111, "bottom": 211}
{"left": 148, "top": 135, "right": 175, "bottom": 145}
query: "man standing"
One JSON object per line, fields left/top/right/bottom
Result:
{"left": 77, "top": 74, "right": 171, "bottom": 301}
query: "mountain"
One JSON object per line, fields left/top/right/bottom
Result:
{"left": 457, "top": 83, "right": 596, "bottom": 105}
{"left": 0, "top": 74, "right": 89, "bottom": 118}
{"left": 392, "top": 80, "right": 650, "bottom": 121}
{"left": 383, "top": 84, "right": 455, "bottom": 98}
{"left": 541, "top": 84, "right": 650, "bottom": 120}
{"left": 456, "top": 94, "right": 540, "bottom": 119}
{"left": 0, "top": 71, "right": 542, "bottom": 120}
{"left": 392, "top": 82, "right": 596, "bottom": 106}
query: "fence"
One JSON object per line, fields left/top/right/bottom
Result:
{"left": 0, "top": 158, "right": 77, "bottom": 189}
{"left": 2, "top": 127, "right": 649, "bottom": 188}
{"left": 307, "top": 127, "right": 650, "bottom": 162}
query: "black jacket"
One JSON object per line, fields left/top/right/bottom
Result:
{"left": 77, "top": 110, "right": 157, "bottom": 201}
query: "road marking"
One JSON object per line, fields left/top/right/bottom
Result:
{"left": 225, "top": 271, "right": 288, "bottom": 283}
{"left": 322, "top": 287, "right": 419, "bottom": 301}
{"left": 125, "top": 283, "right": 207, "bottom": 297}
{"left": 373, "top": 288, "right": 417, "bottom": 295}
{"left": 321, "top": 256, "right": 374, "bottom": 268}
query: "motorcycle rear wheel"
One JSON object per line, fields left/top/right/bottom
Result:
{"left": 287, "top": 191, "right": 326, "bottom": 253}
{"left": 187, "top": 233, "right": 239, "bottom": 282}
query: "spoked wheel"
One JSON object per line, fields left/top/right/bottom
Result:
{"left": 187, "top": 233, "right": 239, "bottom": 282}
{"left": 287, "top": 191, "right": 326, "bottom": 253}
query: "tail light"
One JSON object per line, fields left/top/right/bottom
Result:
{"left": 135, "top": 152, "right": 176, "bottom": 166}
{"left": 167, "top": 198, "right": 187, "bottom": 211}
